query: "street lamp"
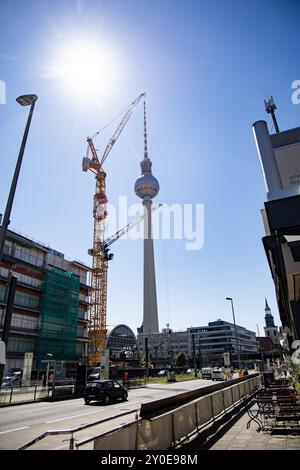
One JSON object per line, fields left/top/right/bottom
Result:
{"left": 226, "top": 297, "right": 242, "bottom": 370}
{"left": 255, "top": 323, "right": 265, "bottom": 371}
{"left": 45, "top": 353, "right": 53, "bottom": 388}
{"left": 192, "top": 333, "right": 197, "bottom": 377}
{"left": 0, "top": 94, "right": 38, "bottom": 261}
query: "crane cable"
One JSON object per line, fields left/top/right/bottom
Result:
{"left": 91, "top": 102, "right": 134, "bottom": 139}
{"left": 86, "top": 95, "right": 145, "bottom": 158}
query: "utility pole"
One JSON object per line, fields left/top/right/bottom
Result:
{"left": 0, "top": 276, "right": 17, "bottom": 387}
{"left": 145, "top": 336, "right": 149, "bottom": 380}
{"left": 0, "top": 95, "right": 37, "bottom": 387}
{"left": 226, "top": 298, "right": 242, "bottom": 370}
{"left": 255, "top": 323, "right": 265, "bottom": 371}
{"left": 192, "top": 333, "right": 197, "bottom": 377}
{"left": 0, "top": 94, "right": 38, "bottom": 261}
{"left": 198, "top": 343, "right": 202, "bottom": 371}
{"left": 264, "top": 96, "right": 280, "bottom": 134}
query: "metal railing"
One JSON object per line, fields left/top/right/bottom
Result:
{"left": 0, "top": 384, "right": 51, "bottom": 405}
{"left": 18, "top": 408, "right": 139, "bottom": 450}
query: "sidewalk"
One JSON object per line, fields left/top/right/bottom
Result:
{"left": 210, "top": 405, "right": 300, "bottom": 450}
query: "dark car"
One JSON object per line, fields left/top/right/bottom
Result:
{"left": 84, "top": 380, "right": 128, "bottom": 405}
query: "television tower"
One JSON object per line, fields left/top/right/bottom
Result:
{"left": 134, "top": 99, "right": 160, "bottom": 333}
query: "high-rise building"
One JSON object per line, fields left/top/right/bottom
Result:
{"left": 0, "top": 229, "right": 90, "bottom": 374}
{"left": 137, "top": 320, "right": 258, "bottom": 368}
{"left": 188, "top": 320, "right": 258, "bottom": 366}
{"left": 253, "top": 116, "right": 300, "bottom": 343}
{"left": 134, "top": 101, "right": 160, "bottom": 334}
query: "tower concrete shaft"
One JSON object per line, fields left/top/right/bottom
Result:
{"left": 143, "top": 197, "right": 159, "bottom": 333}
{"left": 134, "top": 98, "right": 160, "bottom": 334}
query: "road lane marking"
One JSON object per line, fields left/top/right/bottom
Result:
{"left": 44, "top": 395, "right": 178, "bottom": 424}
{"left": 0, "top": 426, "right": 29, "bottom": 435}
{"left": 45, "top": 411, "right": 109, "bottom": 423}
{"left": 45, "top": 404, "right": 140, "bottom": 424}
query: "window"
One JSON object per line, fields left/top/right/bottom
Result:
{"left": 14, "top": 246, "right": 44, "bottom": 268}
{"left": 10, "top": 313, "right": 38, "bottom": 330}
{"left": 0, "top": 285, "right": 7, "bottom": 303}
{"left": 7, "top": 337, "right": 35, "bottom": 353}
{"left": 15, "top": 291, "right": 39, "bottom": 310}
{"left": 113, "top": 382, "right": 121, "bottom": 388}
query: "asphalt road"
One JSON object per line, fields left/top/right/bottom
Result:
{"left": 0, "top": 378, "right": 215, "bottom": 450}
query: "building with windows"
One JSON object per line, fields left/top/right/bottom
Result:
{"left": 0, "top": 230, "right": 90, "bottom": 374}
{"left": 106, "top": 324, "right": 138, "bottom": 364}
{"left": 137, "top": 325, "right": 189, "bottom": 367}
{"left": 137, "top": 320, "right": 258, "bottom": 368}
{"left": 188, "top": 320, "right": 258, "bottom": 367}
{"left": 253, "top": 118, "right": 300, "bottom": 344}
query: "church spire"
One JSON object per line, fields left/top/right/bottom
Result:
{"left": 265, "top": 298, "right": 270, "bottom": 311}
{"left": 264, "top": 299, "right": 275, "bottom": 327}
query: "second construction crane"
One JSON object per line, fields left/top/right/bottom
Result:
{"left": 82, "top": 93, "right": 145, "bottom": 366}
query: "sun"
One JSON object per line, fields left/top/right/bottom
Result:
{"left": 49, "top": 38, "right": 118, "bottom": 99}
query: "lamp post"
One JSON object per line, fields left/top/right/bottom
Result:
{"left": 226, "top": 297, "right": 242, "bottom": 370}
{"left": 0, "top": 94, "right": 38, "bottom": 261}
{"left": 192, "top": 333, "right": 197, "bottom": 377}
{"left": 255, "top": 324, "right": 265, "bottom": 371}
{"left": 45, "top": 353, "right": 53, "bottom": 388}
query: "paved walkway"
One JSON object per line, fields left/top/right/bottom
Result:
{"left": 210, "top": 405, "right": 300, "bottom": 450}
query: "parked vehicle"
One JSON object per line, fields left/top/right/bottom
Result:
{"left": 201, "top": 367, "right": 213, "bottom": 379}
{"left": 84, "top": 380, "right": 128, "bottom": 405}
{"left": 87, "top": 367, "right": 101, "bottom": 381}
{"left": 157, "top": 370, "right": 168, "bottom": 377}
{"left": 212, "top": 367, "right": 226, "bottom": 381}
{"left": 2, "top": 375, "right": 21, "bottom": 387}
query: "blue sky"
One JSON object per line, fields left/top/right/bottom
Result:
{"left": 0, "top": 0, "right": 299, "bottom": 335}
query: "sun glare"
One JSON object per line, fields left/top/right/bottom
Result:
{"left": 49, "top": 39, "right": 118, "bottom": 99}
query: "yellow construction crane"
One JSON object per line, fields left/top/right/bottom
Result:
{"left": 82, "top": 93, "right": 145, "bottom": 366}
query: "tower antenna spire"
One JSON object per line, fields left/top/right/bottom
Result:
{"left": 264, "top": 96, "right": 280, "bottom": 133}
{"left": 144, "top": 98, "right": 148, "bottom": 159}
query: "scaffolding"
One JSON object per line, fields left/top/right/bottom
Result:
{"left": 36, "top": 268, "right": 80, "bottom": 364}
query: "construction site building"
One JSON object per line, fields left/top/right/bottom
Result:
{"left": 0, "top": 229, "right": 90, "bottom": 375}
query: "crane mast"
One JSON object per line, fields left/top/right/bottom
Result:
{"left": 83, "top": 93, "right": 145, "bottom": 366}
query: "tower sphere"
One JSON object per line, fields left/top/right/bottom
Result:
{"left": 134, "top": 173, "right": 160, "bottom": 199}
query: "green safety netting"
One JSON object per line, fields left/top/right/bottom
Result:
{"left": 36, "top": 268, "right": 80, "bottom": 363}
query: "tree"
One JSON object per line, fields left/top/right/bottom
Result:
{"left": 174, "top": 352, "right": 186, "bottom": 368}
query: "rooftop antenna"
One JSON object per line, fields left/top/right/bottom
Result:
{"left": 264, "top": 96, "right": 280, "bottom": 133}
{"left": 143, "top": 98, "right": 148, "bottom": 159}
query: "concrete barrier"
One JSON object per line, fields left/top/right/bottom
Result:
{"left": 196, "top": 395, "right": 213, "bottom": 426}
{"left": 94, "top": 422, "right": 138, "bottom": 450}
{"left": 92, "top": 375, "right": 261, "bottom": 450}
{"left": 140, "top": 373, "right": 260, "bottom": 418}
{"left": 223, "top": 388, "right": 233, "bottom": 410}
{"left": 137, "top": 414, "right": 172, "bottom": 450}
{"left": 173, "top": 402, "right": 197, "bottom": 441}
{"left": 211, "top": 390, "right": 225, "bottom": 417}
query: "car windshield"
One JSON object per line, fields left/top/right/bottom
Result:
{"left": 87, "top": 382, "right": 103, "bottom": 388}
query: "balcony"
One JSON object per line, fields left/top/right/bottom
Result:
{"left": 79, "top": 294, "right": 89, "bottom": 304}
{"left": 78, "top": 311, "right": 89, "bottom": 321}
